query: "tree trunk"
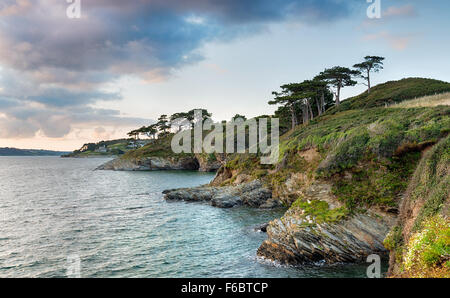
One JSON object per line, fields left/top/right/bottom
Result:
{"left": 321, "top": 91, "right": 325, "bottom": 113}
{"left": 302, "top": 103, "right": 309, "bottom": 124}
{"left": 308, "top": 100, "right": 314, "bottom": 120}
{"left": 315, "top": 97, "right": 322, "bottom": 116}
{"left": 336, "top": 82, "right": 341, "bottom": 106}
{"left": 367, "top": 69, "right": 371, "bottom": 94}
{"left": 289, "top": 104, "right": 297, "bottom": 130}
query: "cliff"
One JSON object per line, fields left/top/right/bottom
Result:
{"left": 206, "top": 101, "right": 449, "bottom": 267}
{"left": 96, "top": 134, "right": 223, "bottom": 172}
{"left": 384, "top": 135, "right": 449, "bottom": 278}
{"left": 99, "top": 78, "right": 450, "bottom": 273}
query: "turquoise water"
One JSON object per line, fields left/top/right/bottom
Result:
{"left": 0, "top": 157, "right": 380, "bottom": 277}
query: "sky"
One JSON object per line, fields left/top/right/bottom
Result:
{"left": 0, "top": 0, "right": 449, "bottom": 151}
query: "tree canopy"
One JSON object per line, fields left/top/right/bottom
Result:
{"left": 353, "top": 56, "right": 385, "bottom": 94}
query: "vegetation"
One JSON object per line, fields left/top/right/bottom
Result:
{"left": 332, "top": 78, "right": 450, "bottom": 112}
{"left": 383, "top": 135, "right": 449, "bottom": 278}
{"left": 121, "top": 133, "right": 188, "bottom": 160}
{"left": 106, "top": 54, "right": 449, "bottom": 276}
{"left": 353, "top": 56, "right": 385, "bottom": 94}
{"left": 63, "top": 139, "right": 131, "bottom": 157}
{"left": 223, "top": 106, "right": 449, "bottom": 213}
{"left": 290, "top": 199, "right": 349, "bottom": 226}
{"left": 390, "top": 92, "right": 450, "bottom": 108}
{"left": 403, "top": 215, "right": 449, "bottom": 278}
{"left": 317, "top": 66, "right": 359, "bottom": 105}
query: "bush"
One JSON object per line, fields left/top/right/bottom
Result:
{"left": 403, "top": 215, "right": 450, "bottom": 277}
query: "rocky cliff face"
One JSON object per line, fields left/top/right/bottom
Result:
{"left": 96, "top": 154, "right": 222, "bottom": 172}
{"left": 96, "top": 156, "right": 200, "bottom": 171}
{"left": 258, "top": 209, "right": 395, "bottom": 264}
{"left": 255, "top": 174, "right": 397, "bottom": 264}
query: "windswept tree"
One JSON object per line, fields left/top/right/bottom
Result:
{"left": 139, "top": 124, "right": 158, "bottom": 139}
{"left": 312, "top": 76, "right": 333, "bottom": 116}
{"left": 127, "top": 129, "right": 140, "bottom": 147}
{"left": 186, "top": 109, "right": 212, "bottom": 128}
{"left": 269, "top": 84, "right": 302, "bottom": 130}
{"left": 170, "top": 112, "right": 189, "bottom": 132}
{"left": 317, "top": 66, "right": 358, "bottom": 106}
{"left": 156, "top": 115, "right": 171, "bottom": 136}
{"left": 353, "top": 56, "right": 385, "bottom": 94}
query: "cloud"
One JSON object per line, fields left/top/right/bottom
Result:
{"left": 383, "top": 5, "right": 417, "bottom": 19}
{"left": 363, "top": 31, "right": 414, "bottom": 51}
{"left": 0, "top": 0, "right": 31, "bottom": 17}
{"left": 0, "top": 0, "right": 357, "bottom": 140}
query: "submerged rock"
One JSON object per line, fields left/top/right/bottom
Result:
{"left": 163, "top": 180, "right": 283, "bottom": 209}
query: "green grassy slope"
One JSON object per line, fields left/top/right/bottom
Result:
{"left": 331, "top": 78, "right": 450, "bottom": 112}
{"left": 384, "top": 135, "right": 449, "bottom": 278}
{"left": 224, "top": 106, "right": 449, "bottom": 211}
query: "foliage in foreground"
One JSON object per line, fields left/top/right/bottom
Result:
{"left": 384, "top": 135, "right": 450, "bottom": 278}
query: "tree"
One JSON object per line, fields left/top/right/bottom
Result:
{"left": 139, "top": 124, "right": 158, "bottom": 139}
{"left": 127, "top": 129, "right": 140, "bottom": 148}
{"left": 170, "top": 112, "right": 189, "bottom": 132}
{"left": 232, "top": 114, "right": 247, "bottom": 121}
{"left": 353, "top": 56, "right": 385, "bottom": 94}
{"left": 312, "top": 76, "right": 334, "bottom": 115}
{"left": 186, "top": 109, "right": 212, "bottom": 128}
{"left": 156, "top": 115, "right": 171, "bottom": 136}
{"left": 317, "top": 66, "right": 358, "bottom": 106}
{"left": 269, "top": 84, "right": 302, "bottom": 130}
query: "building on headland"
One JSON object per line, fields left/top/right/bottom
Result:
{"left": 95, "top": 145, "right": 108, "bottom": 153}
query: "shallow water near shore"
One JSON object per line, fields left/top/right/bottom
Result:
{"left": 0, "top": 157, "right": 387, "bottom": 277}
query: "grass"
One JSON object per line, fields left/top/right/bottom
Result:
{"left": 330, "top": 78, "right": 450, "bottom": 112}
{"left": 384, "top": 135, "right": 450, "bottom": 278}
{"left": 389, "top": 92, "right": 450, "bottom": 108}
{"left": 290, "top": 198, "right": 349, "bottom": 226}
{"left": 403, "top": 215, "right": 450, "bottom": 278}
{"left": 409, "top": 136, "right": 450, "bottom": 232}
{"left": 222, "top": 105, "right": 449, "bottom": 211}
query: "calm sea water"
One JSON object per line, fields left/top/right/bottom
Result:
{"left": 0, "top": 157, "right": 382, "bottom": 278}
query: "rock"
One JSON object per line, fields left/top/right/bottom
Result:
{"left": 163, "top": 180, "right": 283, "bottom": 209}
{"left": 195, "top": 153, "right": 223, "bottom": 172}
{"left": 210, "top": 166, "right": 233, "bottom": 185}
{"left": 255, "top": 223, "right": 269, "bottom": 233}
{"left": 211, "top": 194, "right": 242, "bottom": 208}
{"left": 257, "top": 210, "right": 396, "bottom": 265}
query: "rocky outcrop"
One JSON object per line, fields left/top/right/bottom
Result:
{"left": 96, "top": 156, "right": 200, "bottom": 171}
{"left": 163, "top": 180, "right": 283, "bottom": 209}
{"left": 255, "top": 169, "right": 397, "bottom": 265}
{"left": 96, "top": 153, "right": 223, "bottom": 172}
{"left": 195, "top": 153, "right": 223, "bottom": 172}
{"left": 258, "top": 210, "right": 396, "bottom": 264}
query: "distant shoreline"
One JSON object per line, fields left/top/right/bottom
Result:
{"left": 0, "top": 147, "right": 70, "bottom": 157}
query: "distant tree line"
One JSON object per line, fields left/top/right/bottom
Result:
{"left": 127, "top": 109, "right": 213, "bottom": 140}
